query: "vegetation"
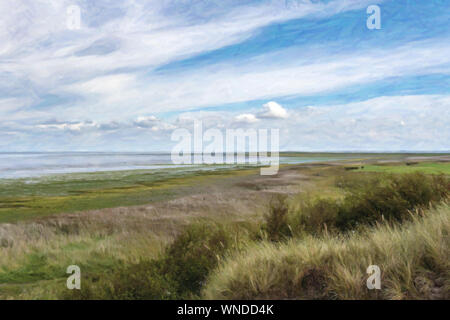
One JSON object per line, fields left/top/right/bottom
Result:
{"left": 62, "top": 223, "right": 250, "bottom": 300}
{"left": 204, "top": 203, "right": 449, "bottom": 300}
{"left": 262, "top": 172, "right": 448, "bottom": 238}
{"left": 0, "top": 159, "right": 448, "bottom": 299}
{"left": 0, "top": 166, "right": 257, "bottom": 223}
{"left": 357, "top": 162, "right": 450, "bottom": 175}
{"left": 261, "top": 195, "right": 290, "bottom": 241}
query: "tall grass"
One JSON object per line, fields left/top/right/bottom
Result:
{"left": 203, "top": 203, "right": 450, "bottom": 300}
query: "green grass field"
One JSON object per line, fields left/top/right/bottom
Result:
{"left": 358, "top": 162, "right": 450, "bottom": 175}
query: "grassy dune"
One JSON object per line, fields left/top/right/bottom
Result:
{"left": 203, "top": 204, "right": 449, "bottom": 300}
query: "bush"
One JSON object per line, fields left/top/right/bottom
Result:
{"left": 337, "top": 173, "right": 449, "bottom": 230}
{"left": 162, "top": 223, "right": 235, "bottom": 297}
{"left": 336, "top": 186, "right": 410, "bottom": 229}
{"left": 261, "top": 195, "right": 291, "bottom": 241}
{"left": 335, "top": 172, "right": 382, "bottom": 191}
{"left": 291, "top": 198, "right": 340, "bottom": 235}
{"left": 63, "top": 223, "right": 240, "bottom": 299}
{"left": 393, "top": 173, "right": 448, "bottom": 207}
{"left": 62, "top": 259, "right": 179, "bottom": 300}
{"left": 288, "top": 172, "right": 449, "bottom": 234}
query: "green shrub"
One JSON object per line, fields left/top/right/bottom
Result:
{"left": 63, "top": 260, "right": 178, "bottom": 300}
{"left": 162, "top": 223, "right": 235, "bottom": 297}
{"left": 291, "top": 198, "right": 340, "bottom": 235}
{"left": 106, "top": 260, "right": 179, "bottom": 299}
{"left": 337, "top": 173, "right": 448, "bottom": 229}
{"left": 290, "top": 172, "right": 449, "bottom": 234}
{"left": 336, "top": 186, "right": 410, "bottom": 229}
{"left": 62, "top": 223, "right": 241, "bottom": 300}
{"left": 335, "top": 172, "right": 382, "bottom": 191}
{"left": 430, "top": 174, "right": 449, "bottom": 200}
{"left": 392, "top": 172, "right": 441, "bottom": 207}
{"left": 261, "top": 195, "right": 291, "bottom": 241}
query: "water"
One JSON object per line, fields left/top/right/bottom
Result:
{"left": 0, "top": 152, "right": 179, "bottom": 179}
{"left": 0, "top": 152, "right": 339, "bottom": 179}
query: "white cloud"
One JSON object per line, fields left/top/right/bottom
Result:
{"left": 233, "top": 101, "right": 288, "bottom": 123}
{"left": 279, "top": 95, "right": 450, "bottom": 151}
{"left": 0, "top": 0, "right": 386, "bottom": 123}
{"left": 149, "top": 122, "right": 176, "bottom": 132}
{"left": 4, "top": 95, "right": 449, "bottom": 151}
{"left": 258, "top": 101, "right": 288, "bottom": 119}
{"left": 164, "top": 95, "right": 450, "bottom": 152}
{"left": 36, "top": 121, "right": 98, "bottom": 131}
{"left": 134, "top": 115, "right": 176, "bottom": 131}
{"left": 44, "top": 38, "right": 450, "bottom": 121}
{"left": 67, "top": 74, "right": 136, "bottom": 95}
{"left": 136, "top": 115, "right": 157, "bottom": 122}
{"left": 134, "top": 115, "right": 159, "bottom": 127}
{"left": 234, "top": 113, "right": 259, "bottom": 123}
{"left": 2, "top": 0, "right": 449, "bottom": 152}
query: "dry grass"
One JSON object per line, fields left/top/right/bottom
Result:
{"left": 203, "top": 203, "right": 450, "bottom": 300}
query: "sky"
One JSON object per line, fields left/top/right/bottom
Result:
{"left": 0, "top": 0, "right": 449, "bottom": 152}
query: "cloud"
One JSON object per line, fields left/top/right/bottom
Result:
{"left": 0, "top": 0, "right": 386, "bottom": 122}
{"left": 279, "top": 95, "right": 450, "bottom": 151}
{"left": 99, "top": 121, "right": 122, "bottom": 131}
{"left": 258, "top": 101, "right": 288, "bottom": 119}
{"left": 234, "top": 113, "right": 259, "bottom": 124}
{"left": 1, "top": 0, "right": 449, "bottom": 152}
{"left": 134, "top": 115, "right": 159, "bottom": 128}
{"left": 36, "top": 121, "right": 98, "bottom": 131}
{"left": 44, "top": 38, "right": 450, "bottom": 122}
{"left": 234, "top": 101, "right": 288, "bottom": 123}
{"left": 134, "top": 115, "right": 176, "bottom": 131}
{"left": 3, "top": 95, "right": 449, "bottom": 152}
{"left": 165, "top": 95, "right": 450, "bottom": 152}
{"left": 148, "top": 122, "right": 177, "bottom": 132}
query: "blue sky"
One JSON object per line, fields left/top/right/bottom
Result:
{"left": 0, "top": 0, "right": 449, "bottom": 151}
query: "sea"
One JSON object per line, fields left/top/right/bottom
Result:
{"left": 0, "top": 152, "right": 339, "bottom": 179}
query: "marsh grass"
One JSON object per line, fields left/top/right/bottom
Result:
{"left": 0, "top": 166, "right": 259, "bottom": 223}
